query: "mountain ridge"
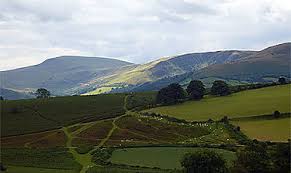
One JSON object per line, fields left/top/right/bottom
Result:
{"left": 1, "top": 43, "right": 290, "bottom": 99}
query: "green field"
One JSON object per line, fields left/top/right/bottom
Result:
{"left": 1, "top": 93, "right": 126, "bottom": 136}
{"left": 231, "top": 117, "right": 291, "bottom": 142}
{"left": 145, "top": 85, "right": 290, "bottom": 121}
{"left": 110, "top": 147, "right": 236, "bottom": 169}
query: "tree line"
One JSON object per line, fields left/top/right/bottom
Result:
{"left": 156, "top": 80, "right": 230, "bottom": 105}
{"left": 156, "top": 77, "right": 288, "bottom": 105}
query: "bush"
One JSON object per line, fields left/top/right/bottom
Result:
{"left": 181, "top": 150, "right": 228, "bottom": 173}
{"left": 273, "top": 110, "right": 281, "bottom": 118}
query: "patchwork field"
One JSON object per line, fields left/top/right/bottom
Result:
{"left": 145, "top": 85, "right": 290, "bottom": 121}
{"left": 110, "top": 147, "right": 236, "bottom": 169}
{"left": 231, "top": 117, "right": 291, "bottom": 142}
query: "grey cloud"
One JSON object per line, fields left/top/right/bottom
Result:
{"left": 0, "top": 0, "right": 291, "bottom": 70}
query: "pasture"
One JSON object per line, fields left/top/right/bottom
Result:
{"left": 145, "top": 84, "right": 290, "bottom": 121}
{"left": 110, "top": 147, "right": 236, "bottom": 169}
{"left": 231, "top": 117, "right": 291, "bottom": 142}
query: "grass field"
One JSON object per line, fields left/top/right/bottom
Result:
{"left": 231, "top": 117, "right": 291, "bottom": 142}
{"left": 110, "top": 147, "right": 236, "bottom": 169}
{"left": 145, "top": 84, "right": 290, "bottom": 121}
{"left": 1, "top": 93, "right": 126, "bottom": 136}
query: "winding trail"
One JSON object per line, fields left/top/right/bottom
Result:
{"left": 62, "top": 94, "right": 131, "bottom": 173}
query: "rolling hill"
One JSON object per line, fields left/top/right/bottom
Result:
{"left": 1, "top": 43, "right": 290, "bottom": 99}
{"left": 0, "top": 56, "right": 133, "bottom": 96}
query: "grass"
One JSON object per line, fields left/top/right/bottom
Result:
{"left": 1, "top": 148, "right": 81, "bottom": 171}
{"left": 110, "top": 147, "right": 236, "bottom": 169}
{"left": 231, "top": 117, "right": 291, "bottom": 142}
{"left": 145, "top": 84, "right": 291, "bottom": 121}
{"left": 4, "top": 166, "right": 78, "bottom": 173}
{"left": 1, "top": 93, "right": 126, "bottom": 136}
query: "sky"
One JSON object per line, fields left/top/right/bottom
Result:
{"left": 0, "top": 0, "right": 290, "bottom": 71}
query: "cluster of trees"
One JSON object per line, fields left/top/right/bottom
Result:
{"left": 157, "top": 80, "right": 230, "bottom": 105}
{"left": 181, "top": 142, "right": 290, "bottom": 173}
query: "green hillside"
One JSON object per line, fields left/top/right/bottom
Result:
{"left": 1, "top": 93, "right": 126, "bottom": 136}
{"left": 144, "top": 84, "right": 290, "bottom": 121}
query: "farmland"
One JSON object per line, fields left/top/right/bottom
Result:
{"left": 144, "top": 84, "right": 290, "bottom": 121}
{"left": 1, "top": 83, "right": 290, "bottom": 173}
{"left": 231, "top": 116, "right": 291, "bottom": 142}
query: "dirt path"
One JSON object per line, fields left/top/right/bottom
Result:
{"left": 63, "top": 127, "right": 96, "bottom": 173}
{"left": 97, "top": 95, "right": 130, "bottom": 147}
{"left": 62, "top": 94, "right": 131, "bottom": 173}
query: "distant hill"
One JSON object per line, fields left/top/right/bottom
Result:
{"left": 1, "top": 43, "right": 290, "bottom": 99}
{"left": 0, "top": 56, "right": 133, "bottom": 96}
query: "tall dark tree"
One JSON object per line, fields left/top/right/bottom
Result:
{"left": 35, "top": 88, "right": 51, "bottom": 98}
{"left": 156, "top": 83, "right": 186, "bottom": 105}
{"left": 0, "top": 96, "right": 4, "bottom": 100}
{"left": 211, "top": 80, "right": 230, "bottom": 96}
{"left": 278, "top": 77, "right": 286, "bottom": 84}
{"left": 181, "top": 150, "right": 228, "bottom": 173}
{"left": 186, "top": 80, "right": 205, "bottom": 100}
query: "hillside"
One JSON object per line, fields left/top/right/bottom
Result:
{"left": 100, "top": 51, "right": 253, "bottom": 87}
{"left": 192, "top": 42, "right": 291, "bottom": 81}
{"left": 0, "top": 56, "right": 133, "bottom": 96}
{"left": 123, "top": 43, "right": 291, "bottom": 92}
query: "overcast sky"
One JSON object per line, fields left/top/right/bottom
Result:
{"left": 0, "top": 0, "right": 290, "bottom": 70}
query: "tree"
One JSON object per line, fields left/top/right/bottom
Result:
{"left": 0, "top": 96, "right": 4, "bottom": 100}
{"left": 278, "top": 77, "right": 286, "bottom": 84}
{"left": 156, "top": 83, "right": 186, "bottom": 105}
{"left": 181, "top": 150, "right": 228, "bottom": 173}
{"left": 211, "top": 80, "right": 230, "bottom": 96}
{"left": 35, "top": 88, "right": 51, "bottom": 98}
{"left": 186, "top": 80, "right": 205, "bottom": 100}
{"left": 273, "top": 110, "right": 281, "bottom": 118}
{"left": 233, "top": 143, "right": 271, "bottom": 173}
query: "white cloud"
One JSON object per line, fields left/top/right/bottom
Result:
{"left": 0, "top": 0, "right": 290, "bottom": 70}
